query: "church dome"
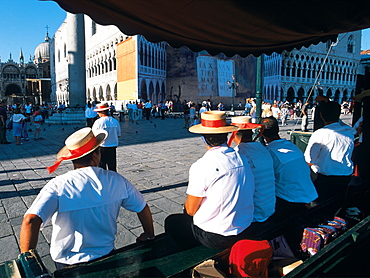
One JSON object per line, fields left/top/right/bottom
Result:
{"left": 34, "top": 34, "right": 51, "bottom": 62}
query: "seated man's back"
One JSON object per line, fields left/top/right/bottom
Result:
{"left": 236, "top": 142, "right": 275, "bottom": 222}
{"left": 230, "top": 116, "right": 276, "bottom": 223}
{"left": 260, "top": 117, "right": 318, "bottom": 216}
{"left": 266, "top": 139, "right": 317, "bottom": 204}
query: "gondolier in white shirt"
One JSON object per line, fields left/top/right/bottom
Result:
{"left": 20, "top": 127, "right": 154, "bottom": 269}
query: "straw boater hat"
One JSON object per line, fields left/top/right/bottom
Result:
{"left": 189, "top": 111, "right": 238, "bottom": 134}
{"left": 228, "top": 116, "right": 264, "bottom": 146}
{"left": 231, "top": 116, "right": 263, "bottom": 130}
{"left": 94, "top": 103, "right": 110, "bottom": 112}
{"left": 46, "top": 127, "right": 107, "bottom": 174}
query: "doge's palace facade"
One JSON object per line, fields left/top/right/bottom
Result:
{"left": 263, "top": 31, "right": 361, "bottom": 104}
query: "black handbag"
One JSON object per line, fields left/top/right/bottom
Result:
{"left": 6, "top": 119, "right": 13, "bottom": 130}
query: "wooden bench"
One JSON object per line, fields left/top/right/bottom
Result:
{"left": 53, "top": 198, "right": 341, "bottom": 278}
{"left": 53, "top": 233, "right": 224, "bottom": 278}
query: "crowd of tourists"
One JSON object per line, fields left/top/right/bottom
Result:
{"left": 0, "top": 101, "right": 50, "bottom": 145}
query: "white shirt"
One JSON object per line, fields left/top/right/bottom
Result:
{"left": 353, "top": 116, "right": 363, "bottom": 143}
{"left": 131, "top": 103, "right": 138, "bottom": 110}
{"left": 271, "top": 106, "right": 281, "bottom": 118}
{"left": 85, "top": 107, "right": 97, "bottom": 119}
{"left": 187, "top": 145, "right": 255, "bottom": 236}
{"left": 92, "top": 116, "right": 121, "bottom": 147}
{"left": 25, "top": 105, "right": 32, "bottom": 114}
{"left": 26, "top": 167, "right": 146, "bottom": 264}
{"left": 304, "top": 122, "right": 355, "bottom": 176}
{"left": 199, "top": 107, "right": 207, "bottom": 114}
{"left": 12, "top": 114, "right": 27, "bottom": 123}
{"left": 266, "top": 139, "right": 318, "bottom": 203}
{"left": 235, "top": 142, "right": 276, "bottom": 222}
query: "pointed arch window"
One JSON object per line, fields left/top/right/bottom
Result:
{"left": 347, "top": 35, "right": 354, "bottom": 53}
{"left": 326, "top": 40, "right": 332, "bottom": 50}
{"left": 92, "top": 21, "right": 97, "bottom": 35}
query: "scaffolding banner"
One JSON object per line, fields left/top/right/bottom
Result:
{"left": 197, "top": 56, "right": 234, "bottom": 97}
{"left": 218, "top": 60, "right": 234, "bottom": 97}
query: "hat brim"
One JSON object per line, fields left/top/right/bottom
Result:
{"left": 189, "top": 124, "right": 238, "bottom": 134}
{"left": 94, "top": 107, "right": 110, "bottom": 112}
{"left": 56, "top": 130, "right": 107, "bottom": 161}
{"left": 232, "top": 123, "right": 264, "bottom": 130}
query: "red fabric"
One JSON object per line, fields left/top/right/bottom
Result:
{"left": 46, "top": 136, "right": 98, "bottom": 174}
{"left": 228, "top": 131, "right": 237, "bottom": 147}
{"left": 229, "top": 240, "right": 273, "bottom": 278}
{"left": 227, "top": 125, "right": 265, "bottom": 147}
{"left": 232, "top": 123, "right": 263, "bottom": 130}
{"left": 201, "top": 118, "right": 226, "bottom": 128}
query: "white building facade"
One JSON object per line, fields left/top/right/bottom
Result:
{"left": 263, "top": 31, "right": 362, "bottom": 104}
{"left": 50, "top": 14, "right": 166, "bottom": 108}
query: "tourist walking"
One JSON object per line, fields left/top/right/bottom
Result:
{"left": 92, "top": 103, "right": 121, "bottom": 172}
{"left": 33, "top": 107, "right": 43, "bottom": 140}
{"left": 0, "top": 100, "right": 11, "bottom": 144}
{"left": 11, "top": 108, "right": 27, "bottom": 145}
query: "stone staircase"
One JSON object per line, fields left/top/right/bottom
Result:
{"left": 45, "top": 108, "right": 86, "bottom": 125}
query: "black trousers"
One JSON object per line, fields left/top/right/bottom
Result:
{"left": 165, "top": 213, "right": 258, "bottom": 250}
{"left": 274, "top": 197, "right": 309, "bottom": 219}
{"left": 145, "top": 108, "right": 151, "bottom": 120}
{"left": 99, "top": 147, "right": 117, "bottom": 172}
{"left": 0, "top": 125, "right": 7, "bottom": 143}
{"left": 314, "top": 173, "right": 351, "bottom": 202}
{"left": 86, "top": 117, "right": 96, "bottom": 128}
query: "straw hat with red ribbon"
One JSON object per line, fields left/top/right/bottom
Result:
{"left": 46, "top": 127, "right": 107, "bottom": 174}
{"left": 228, "top": 116, "right": 264, "bottom": 146}
{"left": 189, "top": 111, "right": 238, "bottom": 134}
{"left": 94, "top": 103, "right": 110, "bottom": 112}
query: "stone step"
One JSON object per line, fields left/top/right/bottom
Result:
{"left": 45, "top": 109, "right": 86, "bottom": 125}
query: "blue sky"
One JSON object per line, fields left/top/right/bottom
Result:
{"left": 0, "top": 0, "right": 66, "bottom": 62}
{"left": 0, "top": 0, "right": 369, "bottom": 62}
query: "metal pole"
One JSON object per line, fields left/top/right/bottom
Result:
{"left": 255, "top": 55, "right": 263, "bottom": 123}
{"left": 231, "top": 84, "right": 235, "bottom": 112}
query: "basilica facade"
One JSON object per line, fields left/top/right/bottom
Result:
{"left": 263, "top": 31, "right": 362, "bottom": 104}
{"left": 0, "top": 33, "right": 51, "bottom": 105}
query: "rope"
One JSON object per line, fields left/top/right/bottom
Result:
{"left": 289, "top": 38, "right": 339, "bottom": 133}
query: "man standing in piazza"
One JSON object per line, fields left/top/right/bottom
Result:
{"left": 85, "top": 102, "right": 97, "bottom": 128}
{"left": 230, "top": 116, "right": 276, "bottom": 223}
{"left": 0, "top": 100, "right": 11, "bottom": 144}
{"left": 20, "top": 127, "right": 154, "bottom": 269}
{"left": 260, "top": 116, "right": 318, "bottom": 216}
{"left": 165, "top": 111, "right": 255, "bottom": 250}
{"left": 300, "top": 101, "right": 310, "bottom": 132}
{"left": 92, "top": 103, "right": 121, "bottom": 172}
{"left": 304, "top": 101, "right": 355, "bottom": 202}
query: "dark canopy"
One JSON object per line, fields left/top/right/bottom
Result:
{"left": 50, "top": 0, "right": 370, "bottom": 57}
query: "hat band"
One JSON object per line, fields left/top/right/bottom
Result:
{"left": 46, "top": 136, "right": 98, "bottom": 174}
{"left": 232, "top": 123, "right": 262, "bottom": 129}
{"left": 201, "top": 118, "right": 226, "bottom": 128}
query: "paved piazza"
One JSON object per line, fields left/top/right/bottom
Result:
{"left": 0, "top": 112, "right": 352, "bottom": 272}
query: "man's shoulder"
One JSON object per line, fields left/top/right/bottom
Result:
{"left": 266, "top": 139, "right": 297, "bottom": 152}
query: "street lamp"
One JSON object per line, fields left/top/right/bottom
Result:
{"left": 227, "top": 75, "right": 238, "bottom": 112}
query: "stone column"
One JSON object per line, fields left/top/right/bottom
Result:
{"left": 67, "top": 13, "right": 86, "bottom": 107}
